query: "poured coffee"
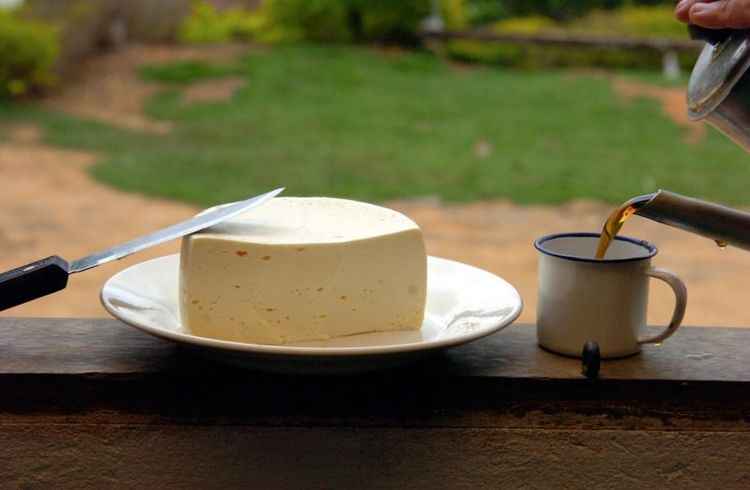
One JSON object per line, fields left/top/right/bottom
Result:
{"left": 595, "top": 194, "right": 654, "bottom": 259}
{"left": 596, "top": 190, "right": 748, "bottom": 259}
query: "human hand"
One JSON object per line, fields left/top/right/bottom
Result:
{"left": 676, "top": 0, "right": 750, "bottom": 28}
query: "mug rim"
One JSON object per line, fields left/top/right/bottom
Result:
{"left": 534, "top": 232, "right": 658, "bottom": 264}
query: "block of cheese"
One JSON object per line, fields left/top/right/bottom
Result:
{"left": 179, "top": 197, "right": 427, "bottom": 345}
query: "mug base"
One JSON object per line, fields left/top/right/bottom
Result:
{"left": 538, "top": 342, "right": 641, "bottom": 360}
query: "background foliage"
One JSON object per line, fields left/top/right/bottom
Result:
{"left": 445, "top": 6, "right": 696, "bottom": 71}
{"left": 0, "top": 9, "right": 58, "bottom": 97}
{"left": 5, "top": 44, "right": 743, "bottom": 206}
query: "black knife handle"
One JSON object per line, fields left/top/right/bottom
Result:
{"left": 0, "top": 256, "right": 69, "bottom": 311}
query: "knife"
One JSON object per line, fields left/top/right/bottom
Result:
{"left": 0, "top": 187, "right": 284, "bottom": 312}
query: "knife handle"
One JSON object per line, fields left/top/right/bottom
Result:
{"left": 0, "top": 256, "right": 69, "bottom": 312}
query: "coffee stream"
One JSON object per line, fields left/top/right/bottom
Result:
{"left": 595, "top": 194, "right": 654, "bottom": 259}
{"left": 597, "top": 192, "right": 737, "bottom": 259}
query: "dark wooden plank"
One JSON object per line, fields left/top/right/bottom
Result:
{"left": 0, "top": 318, "right": 747, "bottom": 382}
{"left": 3, "top": 318, "right": 750, "bottom": 426}
{"left": 5, "top": 320, "right": 750, "bottom": 485}
{"left": 436, "top": 324, "right": 750, "bottom": 383}
{"left": 0, "top": 317, "right": 179, "bottom": 374}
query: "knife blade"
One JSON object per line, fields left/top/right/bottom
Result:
{"left": 70, "top": 187, "right": 284, "bottom": 273}
{"left": 0, "top": 187, "right": 284, "bottom": 311}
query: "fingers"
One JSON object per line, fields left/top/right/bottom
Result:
{"left": 688, "top": 0, "right": 750, "bottom": 28}
{"left": 675, "top": 0, "right": 712, "bottom": 23}
{"left": 690, "top": 0, "right": 732, "bottom": 27}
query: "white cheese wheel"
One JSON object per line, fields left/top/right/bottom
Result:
{"left": 179, "top": 197, "right": 427, "bottom": 344}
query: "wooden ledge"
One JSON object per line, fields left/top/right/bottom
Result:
{"left": 1, "top": 318, "right": 749, "bottom": 428}
{"left": 3, "top": 318, "right": 750, "bottom": 489}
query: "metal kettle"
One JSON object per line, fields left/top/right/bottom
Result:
{"left": 618, "top": 26, "right": 750, "bottom": 250}
{"left": 687, "top": 25, "right": 750, "bottom": 151}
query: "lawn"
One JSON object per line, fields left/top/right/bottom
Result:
{"left": 2, "top": 43, "right": 750, "bottom": 206}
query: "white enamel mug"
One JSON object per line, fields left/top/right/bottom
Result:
{"left": 534, "top": 233, "right": 687, "bottom": 358}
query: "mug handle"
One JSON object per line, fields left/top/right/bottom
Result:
{"left": 638, "top": 268, "right": 688, "bottom": 345}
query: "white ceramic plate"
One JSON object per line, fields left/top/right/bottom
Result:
{"left": 101, "top": 254, "right": 522, "bottom": 374}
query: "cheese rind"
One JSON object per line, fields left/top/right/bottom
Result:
{"left": 179, "top": 197, "right": 427, "bottom": 345}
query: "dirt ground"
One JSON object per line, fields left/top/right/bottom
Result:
{"left": 2, "top": 44, "right": 750, "bottom": 329}
{"left": 42, "top": 43, "right": 250, "bottom": 133}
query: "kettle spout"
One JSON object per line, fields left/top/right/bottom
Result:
{"left": 637, "top": 190, "right": 750, "bottom": 251}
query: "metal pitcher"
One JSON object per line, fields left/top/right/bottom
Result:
{"left": 619, "top": 26, "right": 750, "bottom": 250}
{"left": 687, "top": 25, "right": 750, "bottom": 151}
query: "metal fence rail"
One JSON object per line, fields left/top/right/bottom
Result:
{"left": 420, "top": 29, "right": 703, "bottom": 78}
{"left": 419, "top": 29, "right": 702, "bottom": 52}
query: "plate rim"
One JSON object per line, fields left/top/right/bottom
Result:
{"left": 101, "top": 254, "right": 523, "bottom": 357}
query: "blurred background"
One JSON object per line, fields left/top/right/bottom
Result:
{"left": 1, "top": 0, "right": 749, "bottom": 327}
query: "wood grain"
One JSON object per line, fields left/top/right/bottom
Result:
{"left": 3, "top": 319, "right": 750, "bottom": 488}
{"left": 3, "top": 318, "right": 748, "bottom": 380}
{"left": 1, "top": 318, "right": 750, "bottom": 426}
{"left": 3, "top": 425, "right": 750, "bottom": 489}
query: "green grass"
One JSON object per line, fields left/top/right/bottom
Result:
{"left": 2, "top": 44, "right": 749, "bottom": 206}
{"left": 139, "top": 60, "right": 246, "bottom": 85}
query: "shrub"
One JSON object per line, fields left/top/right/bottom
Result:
{"left": 356, "top": 0, "right": 432, "bottom": 44}
{"left": 441, "top": 0, "right": 468, "bottom": 30}
{"left": 178, "top": 0, "right": 524, "bottom": 46}
{"left": 477, "top": 0, "right": 672, "bottom": 22}
{"left": 572, "top": 5, "right": 688, "bottom": 39}
{"left": 178, "top": 0, "right": 265, "bottom": 44}
{"left": 494, "top": 16, "right": 559, "bottom": 34}
{"left": 616, "top": 5, "right": 689, "bottom": 38}
{"left": 263, "top": 0, "right": 351, "bottom": 43}
{"left": 464, "top": 0, "right": 508, "bottom": 25}
{"left": 263, "top": 0, "right": 432, "bottom": 44}
{"left": 0, "top": 10, "right": 59, "bottom": 97}
{"left": 445, "top": 5, "right": 697, "bottom": 71}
